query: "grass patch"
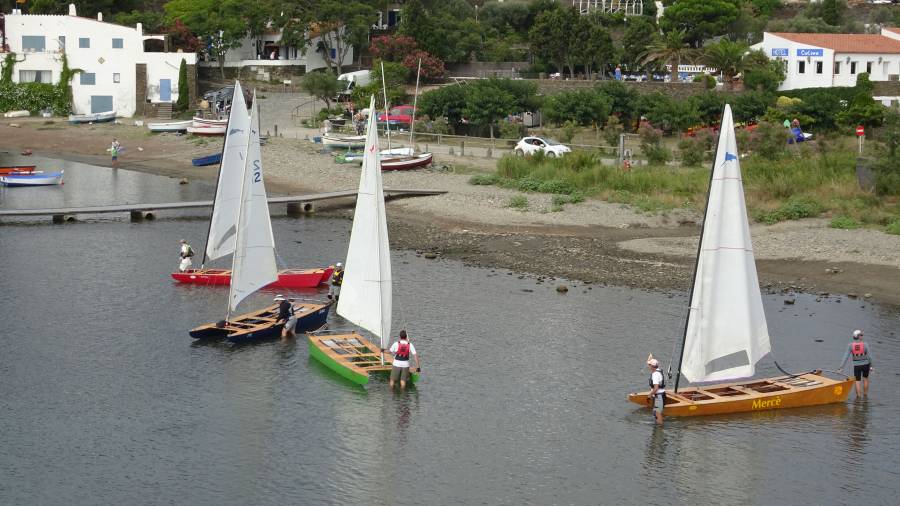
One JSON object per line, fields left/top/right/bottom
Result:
{"left": 506, "top": 195, "right": 528, "bottom": 210}
{"left": 753, "top": 196, "right": 824, "bottom": 224}
{"left": 469, "top": 174, "right": 500, "bottom": 185}
{"left": 886, "top": 219, "right": 900, "bottom": 235}
{"left": 829, "top": 216, "right": 861, "bottom": 229}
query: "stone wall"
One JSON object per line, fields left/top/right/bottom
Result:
{"left": 446, "top": 61, "right": 531, "bottom": 79}
{"left": 135, "top": 63, "right": 147, "bottom": 116}
{"left": 873, "top": 81, "right": 900, "bottom": 96}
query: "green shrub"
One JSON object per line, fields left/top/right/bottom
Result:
{"left": 316, "top": 106, "right": 346, "bottom": 122}
{"left": 537, "top": 179, "right": 576, "bottom": 194}
{"left": 469, "top": 174, "right": 499, "bottom": 186}
{"left": 516, "top": 176, "right": 542, "bottom": 192}
{"left": 551, "top": 192, "right": 585, "bottom": 208}
{"left": 755, "top": 196, "right": 824, "bottom": 224}
{"left": 678, "top": 137, "right": 705, "bottom": 167}
{"left": 829, "top": 216, "right": 861, "bottom": 229}
{"left": 886, "top": 219, "right": 900, "bottom": 235}
{"left": 498, "top": 120, "right": 523, "bottom": 139}
{"left": 693, "top": 74, "right": 717, "bottom": 89}
{"left": 507, "top": 195, "right": 528, "bottom": 209}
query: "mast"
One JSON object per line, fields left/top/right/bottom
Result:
{"left": 381, "top": 61, "right": 391, "bottom": 151}
{"left": 409, "top": 58, "right": 422, "bottom": 145}
{"left": 672, "top": 107, "right": 726, "bottom": 393}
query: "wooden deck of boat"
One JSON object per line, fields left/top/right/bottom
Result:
{"left": 628, "top": 372, "right": 854, "bottom": 417}
{"left": 307, "top": 332, "right": 391, "bottom": 384}
{"left": 0, "top": 189, "right": 447, "bottom": 220}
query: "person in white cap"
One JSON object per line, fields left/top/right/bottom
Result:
{"left": 274, "top": 295, "right": 291, "bottom": 330}
{"left": 839, "top": 329, "right": 874, "bottom": 397}
{"left": 329, "top": 262, "right": 344, "bottom": 300}
{"left": 647, "top": 357, "right": 665, "bottom": 425}
{"left": 178, "top": 239, "right": 194, "bottom": 272}
{"left": 281, "top": 297, "right": 300, "bottom": 338}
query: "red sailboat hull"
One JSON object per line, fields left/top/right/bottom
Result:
{"left": 0, "top": 165, "right": 37, "bottom": 175}
{"left": 171, "top": 267, "right": 334, "bottom": 288}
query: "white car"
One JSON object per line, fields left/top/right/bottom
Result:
{"left": 514, "top": 137, "right": 572, "bottom": 157}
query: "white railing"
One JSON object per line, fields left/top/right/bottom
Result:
{"left": 572, "top": 0, "right": 643, "bottom": 15}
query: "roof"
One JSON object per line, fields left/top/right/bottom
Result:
{"left": 884, "top": 27, "right": 900, "bottom": 35}
{"left": 769, "top": 32, "right": 900, "bottom": 54}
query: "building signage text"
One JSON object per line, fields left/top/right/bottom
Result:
{"left": 771, "top": 48, "right": 789, "bottom": 57}
{"left": 796, "top": 48, "right": 824, "bottom": 57}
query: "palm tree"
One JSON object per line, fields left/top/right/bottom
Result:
{"left": 640, "top": 30, "right": 695, "bottom": 83}
{"left": 703, "top": 39, "right": 749, "bottom": 90}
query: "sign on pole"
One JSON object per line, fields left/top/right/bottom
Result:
{"left": 857, "top": 125, "right": 865, "bottom": 155}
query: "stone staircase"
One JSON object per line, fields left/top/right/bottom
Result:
{"left": 156, "top": 102, "right": 173, "bottom": 119}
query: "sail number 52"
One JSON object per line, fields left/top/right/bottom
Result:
{"left": 253, "top": 160, "right": 261, "bottom": 183}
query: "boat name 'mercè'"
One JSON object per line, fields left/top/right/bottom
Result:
{"left": 752, "top": 396, "right": 782, "bottom": 410}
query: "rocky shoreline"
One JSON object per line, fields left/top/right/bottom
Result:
{"left": 2, "top": 118, "right": 899, "bottom": 306}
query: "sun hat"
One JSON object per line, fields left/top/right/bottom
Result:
{"left": 274, "top": 295, "right": 285, "bottom": 301}
{"left": 853, "top": 329, "right": 863, "bottom": 338}
{"left": 336, "top": 262, "right": 343, "bottom": 268}
{"left": 648, "top": 358, "right": 659, "bottom": 368}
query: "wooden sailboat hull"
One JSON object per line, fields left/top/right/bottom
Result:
{"left": 171, "top": 267, "right": 334, "bottom": 288}
{"left": 628, "top": 372, "right": 853, "bottom": 417}
{"left": 307, "top": 332, "right": 420, "bottom": 385}
{"left": 190, "top": 300, "right": 333, "bottom": 343}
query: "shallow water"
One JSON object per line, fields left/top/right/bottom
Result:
{"left": 1, "top": 158, "right": 898, "bottom": 505}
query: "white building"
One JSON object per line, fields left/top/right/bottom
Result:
{"left": 758, "top": 30, "right": 900, "bottom": 91}
{"left": 1, "top": 5, "right": 195, "bottom": 116}
{"left": 212, "top": 24, "right": 354, "bottom": 75}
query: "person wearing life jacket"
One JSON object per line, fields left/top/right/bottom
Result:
{"left": 281, "top": 297, "right": 299, "bottom": 339}
{"left": 839, "top": 329, "right": 874, "bottom": 397}
{"left": 387, "top": 330, "right": 420, "bottom": 389}
{"left": 328, "top": 262, "right": 344, "bottom": 300}
{"left": 178, "top": 239, "right": 195, "bottom": 272}
{"left": 647, "top": 357, "right": 665, "bottom": 425}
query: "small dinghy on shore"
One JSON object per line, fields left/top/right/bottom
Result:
{"left": 69, "top": 110, "right": 116, "bottom": 124}
{"left": 381, "top": 152, "right": 433, "bottom": 171}
{"left": 4, "top": 110, "right": 30, "bottom": 118}
{"left": 148, "top": 120, "right": 192, "bottom": 132}
{"left": 0, "top": 170, "right": 64, "bottom": 187}
{"left": 322, "top": 134, "right": 366, "bottom": 149}
{"left": 187, "top": 125, "right": 226, "bottom": 136}
{"left": 0, "top": 165, "right": 37, "bottom": 175}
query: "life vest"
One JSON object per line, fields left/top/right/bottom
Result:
{"left": 649, "top": 371, "right": 665, "bottom": 391}
{"left": 851, "top": 341, "right": 867, "bottom": 357}
{"left": 395, "top": 340, "right": 410, "bottom": 361}
{"left": 332, "top": 270, "right": 343, "bottom": 286}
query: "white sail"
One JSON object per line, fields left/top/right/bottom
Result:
{"left": 228, "top": 90, "right": 278, "bottom": 311}
{"left": 680, "top": 104, "right": 771, "bottom": 383}
{"left": 206, "top": 81, "right": 249, "bottom": 261}
{"left": 336, "top": 96, "right": 392, "bottom": 349}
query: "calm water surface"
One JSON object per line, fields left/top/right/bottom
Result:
{"left": 1, "top": 158, "right": 898, "bottom": 505}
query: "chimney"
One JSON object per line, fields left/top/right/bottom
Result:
{"left": 97, "top": 12, "right": 103, "bottom": 22}
{"left": 68, "top": 4, "right": 77, "bottom": 16}
{"left": 136, "top": 23, "right": 143, "bottom": 36}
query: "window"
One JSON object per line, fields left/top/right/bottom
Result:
{"left": 19, "top": 70, "right": 52, "bottom": 83}
{"left": 112, "top": 38, "right": 123, "bottom": 49}
{"left": 58, "top": 36, "right": 65, "bottom": 49}
{"left": 21, "top": 35, "right": 46, "bottom": 52}
{"left": 113, "top": 73, "right": 121, "bottom": 83}
{"left": 834, "top": 61, "right": 841, "bottom": 74}
{"left": 867, "top": 61, "right": 873, "bottom": 74}
{"left": 851, "top": 61, "right": 857, "bottom": 74}
{"left": 816, "top": 61, "right": 823, "bottom": 74}
{"left": 80, "top": 73, "right": 96, "bottom": 85}
{"left": 798, "top": 61, "right": 805, "bottom": 74}
{"left": 79, "top": 37, "right": 90, "bottom": 48}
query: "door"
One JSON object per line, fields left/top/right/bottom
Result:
{"left": 90, "top": 95, "right": 113, "bottom": 113}
{"left": 159, "top": 79, "right": 172, "bottom": 102}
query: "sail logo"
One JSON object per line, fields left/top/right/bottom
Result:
{"left": 252, "top": 160, "right": 261, "bottom": 183}
{"left": 752, "top": 396, "right": 782, "bottom": 410}
{"left": 725, "top": 152, "right": 738, "bottom": 162}
{"left": 230, "top": 128, "right": 243, "bottom": 135}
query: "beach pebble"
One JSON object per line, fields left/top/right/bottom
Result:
{"left": 423, "top": 252, "right": 437, "bottom": 259}
{"left": 556, "top": 285, "right": 569, "bottom": 293}
{"left": 784, "top": 298, "right": 796, "bottom": 305}
{"left": 179, "top": 178, "right": 188, "bottom": 185}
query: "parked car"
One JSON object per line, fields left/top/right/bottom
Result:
{"left": 514, "top": 136, "right": 571, "bottom": 157}
{"left": 377, "top": 105, "right": 416, "bottom": 126}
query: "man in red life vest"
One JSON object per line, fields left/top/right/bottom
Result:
{"left": 839, "top": 329, "right": 874, "bottom": 397}
{"left": 387, "top": 330, "right": 420, "bottom": 389}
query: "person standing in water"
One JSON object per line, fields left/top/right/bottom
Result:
{"left": 647, "top": 358, "right": 665, "bottom": 425}
{"left": 329, "top": 262, "right": 343, "bottom": 300}
{"left": 387, "top": 330, "right": 420, "bottom": 389}
{"left": 839, "top": 329, "right": 873, "bottom": 397}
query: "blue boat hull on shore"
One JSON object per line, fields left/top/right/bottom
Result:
{"left": 0, "top": 170, "right": 64, "bottom": 186}
{"left": 192, "top": 153, "right": 222, "bottom": 166}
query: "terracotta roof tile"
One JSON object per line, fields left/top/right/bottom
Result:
{"left": 770, "top": 32, "right": 900, "bottom": 54}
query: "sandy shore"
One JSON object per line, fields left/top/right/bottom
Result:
{"left": 3, "top": 118, "right": 899, "bottom": 306}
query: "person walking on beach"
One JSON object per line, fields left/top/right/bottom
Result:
{"left": 178, "top": 239, "right": 194, "bottom": 272}
{"left": 110, "top": 138, "right": 121, "bottom": 168}
{"left": 647, "top": 357, "right": 665, "bottom": 425}
{"left": 387, "top": 330, "right": 420, "bottom": 389}
{"left": 839, "top": 329, "right": 873, "bottom": 397}
{"left": 328, "top": 262, "right": 343, "bottom": 300}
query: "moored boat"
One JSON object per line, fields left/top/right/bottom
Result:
{"left": 192, "top": 116, "right": 228, "bottom": 127}
{"left": 187, "top": 125, "right": 226, "bottom": 136}
{"left": 190, "top": 300, "right": 332, "bottom": 344}
{"left": 148, "top": 120, "right": 192, "bottom": 132}
{"left": 334, "top": 147, "right": 414, "bottom": 164}
{"left": 628, "top": 104, "right": 852, "bottom": 417}
{"left": 68, "top": 110, "right": 116, "bottom": 123}
{"left": 321, "top": 134, "right": 366, "bottom": 149}
{"left": 191, "top": 152, "right": 223, "bottom": 166}
{"left": 172, "top": 267, "right": 334, "bottom": 287}
{"left": 4, "top": 110, "right": 30, "bottom": 118}
{"left": 0, "top": 165, "right": 37, "bottom": 175}
{"left": 0, "top": 170, "right": 64, "bottom": 187}
{"left": 381, "top": 152, "right": 433, "bottom": 171}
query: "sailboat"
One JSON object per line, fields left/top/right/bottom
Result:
{"left": 628, "top": 105, "right": 852, "bottom": 417}
{"left": 189, "top": 86, "right": 332, "bottom": 344}
{"left": 171, "top": 81, "right": 332, "bottom": 288}
{"left": 307, "top": 96, "right": 420, "bottom": 385}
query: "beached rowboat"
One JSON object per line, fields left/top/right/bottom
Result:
{"left": 4, "top": 110, "right": 30, "bottom": 118}
{"left": 187, "top": 125, "right": 226, "bottom": 136}
{"left": 191, "top": 152, "right": 223, "bottom": 166}
{"left": 148, "top": 120, "right": 192, "bottom": 132}
{"left": 69, "top": 110, "right": 116, "bottom": 124}
{"left": 192, "top": 116, "right": 228, "bottom": 127}
{"left": 0, "top": 170, "right": 64, "bottom": 187}
{"left": 381, "top": 152, "right": 433, "bottom": 171}
{"left": 322, "top": 134, "right": 366, "bottom": 149}
{"left": 172, "top": 267, "right": 334, "bottom": 287}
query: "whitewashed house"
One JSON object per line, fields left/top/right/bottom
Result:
{"left": 212, "top": 24, "right": 353, "bottom": 76}
{"left": 757, "top": 30, "right": 900, "bottom": 91}
{"left": 1, "top": 4, "right": 195, "bottom": 116}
